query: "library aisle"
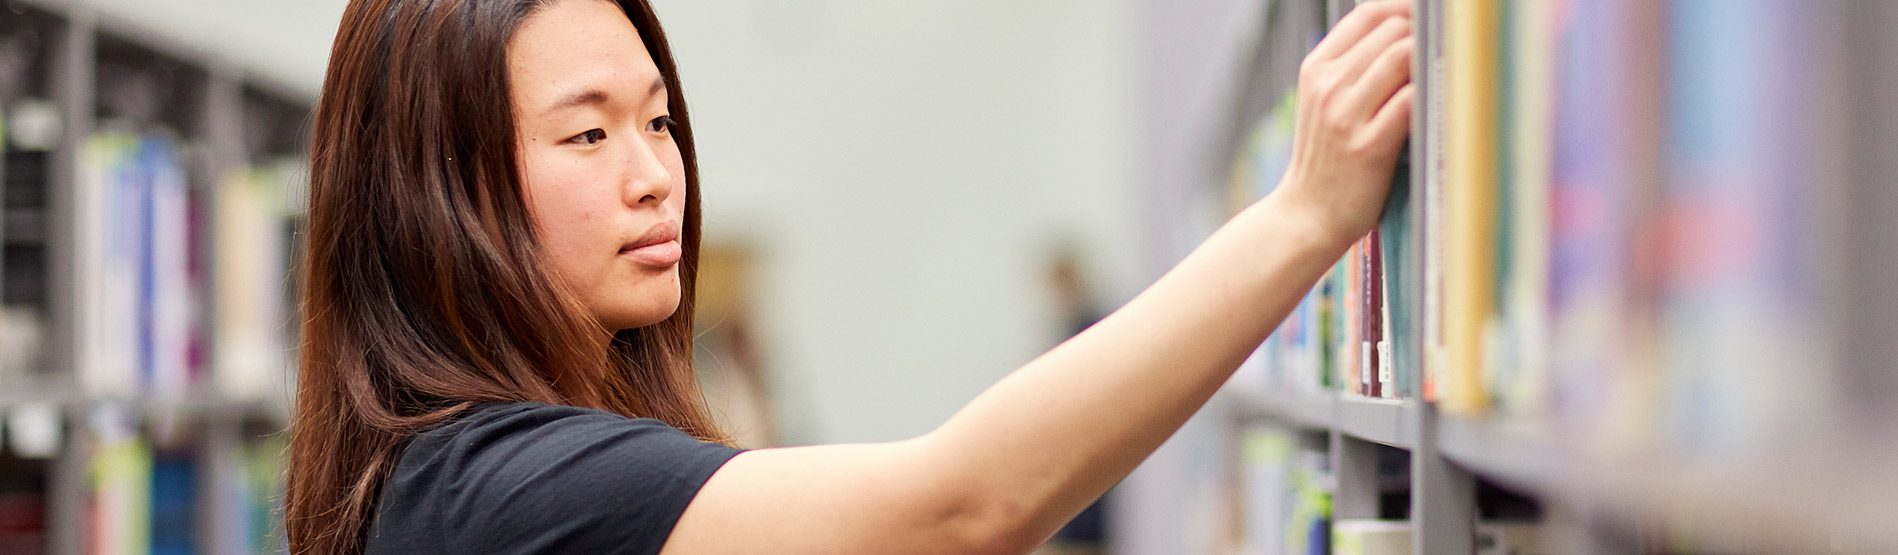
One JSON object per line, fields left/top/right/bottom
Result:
{"left": 4, "top": 0, "right": 1898, "bottom": 554}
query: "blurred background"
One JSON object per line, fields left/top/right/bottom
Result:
{"left": 2, "top": 0, "right": 1896, "bottom": 554}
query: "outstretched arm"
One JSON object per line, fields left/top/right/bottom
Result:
{"left": 665, "top": 3, "right": 1415, "bottom": 553}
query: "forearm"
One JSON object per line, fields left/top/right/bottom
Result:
{"left": 923, "top": 190, "right": 1353, "bottom": 545}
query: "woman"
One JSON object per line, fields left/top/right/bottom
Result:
{"left": 288, "top": 0, "right": 1415, "bottom": 553}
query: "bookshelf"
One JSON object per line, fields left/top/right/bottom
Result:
{"left": 1, "top": 1, "right": 310, "bottom": 554}
{"left": 1219, "top": 0, "right": 1898, "bottom": 553}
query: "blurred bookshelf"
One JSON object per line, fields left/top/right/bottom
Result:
{"left": 1, "top": 1, "right": 309, "bottom": 554}
{"left": 1218, "top": 0, "right": 1898, "bottom": 553}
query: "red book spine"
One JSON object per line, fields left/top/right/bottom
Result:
{"left": 1363, "top": 230, "right": 1384, "bottom": 398}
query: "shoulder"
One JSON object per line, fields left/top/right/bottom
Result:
{"left": 401, "top": 401, "right": 740, "bottom": 494}
{"left": 371, "top": 402, "right": 742, "bottom": 555}
{"left": 421, "top": 401, "right": 691, "bottom": 454}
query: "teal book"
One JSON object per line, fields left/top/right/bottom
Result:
{"left": 1378, "top": 145, "right": 1416, "bottom": 398}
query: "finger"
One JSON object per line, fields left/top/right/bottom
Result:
{"left": 1308, "top": 0, "right": 1414, "bottom": 62}
{"left": 1365, "top": 83, "right": 1417, "bottom": 145}
{"left": 1330, "top": 16, "right": 1412, "bottom": 89}
{"left": 1342, "top": 38, "right": 1414, "bottom": 121}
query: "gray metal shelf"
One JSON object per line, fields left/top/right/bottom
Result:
{"left": 1435, "top": 415, "right": 1559, "bottom": 491}
{"left": 1232, "top": 388, "right": 1334, "bottom": 430}
{"left": 1236, "top": 387, "right": 1898, "bottom": 551}
{"left": 1233, "top": 391, "right": 1420, "bottom": 449}
{"left": 1336, "top": 396, "right": 1416, "bottom": 449}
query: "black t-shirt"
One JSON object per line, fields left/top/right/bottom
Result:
{"left": 364, "top": 402, "right": 743, "bottom": 555}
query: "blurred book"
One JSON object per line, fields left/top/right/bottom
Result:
{"left": 1653, "top": 0, "right": 1830, "bottom": 458}
{"left": 213, "top": 163, "right": 300, "bottom": 402}
{"left": 1331, "top": 520, "right": 1410, "bottom": 555}
{"left": 149, "top": 452, "right": 195, "bottom": 555}
{"left": 0, "top": 453, "right": 47, "bottom": 555}
{"left": 1237, "top": 425, "right": 1331, "bottom": 555}
{"left": 74, "top": 132, "right": 196, "bottom": 399}
{"left": 86, "top": 428, "right": 152, "bottom": 555}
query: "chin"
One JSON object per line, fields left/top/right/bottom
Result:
{"left": 601, "top": 293, "right": 683, "bottom": 331}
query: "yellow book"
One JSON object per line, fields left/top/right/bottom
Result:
{"left": 1442, "top": 0, "right": 1500, "bottom": 415}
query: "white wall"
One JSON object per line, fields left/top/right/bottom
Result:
{"left": 50, "top": 0, "right": 344, "bottom": 98}
{"left": 649, "top": 0, "right": 1143, "bottom": 445}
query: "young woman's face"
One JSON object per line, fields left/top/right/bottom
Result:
{"left": 510, "top": 0, "right": 687, "bottom": 332}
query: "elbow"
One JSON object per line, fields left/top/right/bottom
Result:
{"left": 905, "top": 436, "right": 1057, "bottom": 554}
{"left": 935, "top": 488, "right": 1052, "bottom": 555}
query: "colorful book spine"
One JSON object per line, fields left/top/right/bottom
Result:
{"left": 87, "top": 432, "right": 152, "bottom": 555}
{"left": 1442, "top": 0, "right": 1501, "bottom": 415}
{"left": 1378, "top": 144, "right": 1417, "bottom": 399}
{"left": 150, "top": 454, "right": 196, "bottom": 555}
{"left": 1659, "top": 0, "right": 1825, "bottom": 454}
{"left": 1361, "top": 232, "right": 1383, "bottom": 398}
{"left": 143, "top": 138, "right": 193, "bottom": 399}
{"left": 76, "top": 133, "right": 138, "bottom": 398}
{"left": 1343, "top": 240, "right": 1362, "bottom": 395}
{"left": 74, "top": 133, "right": 196, "bottom": 399}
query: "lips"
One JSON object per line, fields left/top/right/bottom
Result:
{"left": 619, "top": 220, "right": 682, "bottom": 267}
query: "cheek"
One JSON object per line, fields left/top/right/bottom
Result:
{"left": 521, "top": 153, "right": 613, "bottom": 280}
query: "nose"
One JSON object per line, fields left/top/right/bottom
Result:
{"left": 619, "top": 132, "right": 675, "bottom": 208}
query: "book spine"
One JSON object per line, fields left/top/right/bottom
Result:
{"left": 1361, "top": 232, "right": 1382, "bottom": 398}
{"left": 1344, "top": 242, "right": 1362, "bottom": 394}
{"left": 1443, "top": 0, "right": 1501, "bottom": 415}
{"left": 1371, "top": 230, "right": 1387, "bottom": 399}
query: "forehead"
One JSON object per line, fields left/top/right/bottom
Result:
{"left": 508, "top": 0, "right": 659, "bottom": 107}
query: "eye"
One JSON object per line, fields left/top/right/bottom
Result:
{"left": 647, "top": 116, "right": 677, "bottom": 135}
{"left": 567, "top": 128, "right": 607, "bottom": 145}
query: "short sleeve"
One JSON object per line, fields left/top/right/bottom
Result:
{"left": 367, "top": 402, "right": 743, "bottom": 555}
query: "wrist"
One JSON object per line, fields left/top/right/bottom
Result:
{"left": 1253, "top": 172, "right": 1362, "bottom": 256}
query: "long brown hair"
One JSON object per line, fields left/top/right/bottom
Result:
{"left": 288, "top": 1, "right": 724, "bottom": 553}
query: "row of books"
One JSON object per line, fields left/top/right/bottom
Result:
{"left": 1226, "top": 86, "right": 1416, "bottom": 402}
{"left": 1230, "top": 0, "right": 1843, "bottom": 456}
{"left": 0, "top": 411, "right": 286, "bottom": 555}
{"left": 68, "top": 128, "right": 299, "bottom": 401}
{"left": 85, "top": 414, "right": 286, "bottom": 555}
{"left": 1439, "top": 0, "right": 1836, "bottom": 455}
{"left": 1234, "top": 423, "right": 1551, "bottom": 554}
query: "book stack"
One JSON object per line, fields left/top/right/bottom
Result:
{"left": 74, "top": 131, "right": 195, "bottom": 399}
{"left": 73, "top": 127, "right": 301, "bottom": 403}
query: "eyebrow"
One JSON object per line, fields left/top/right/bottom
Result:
{"left": 542, "top": 75, "right": 668, "bottom": 116}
